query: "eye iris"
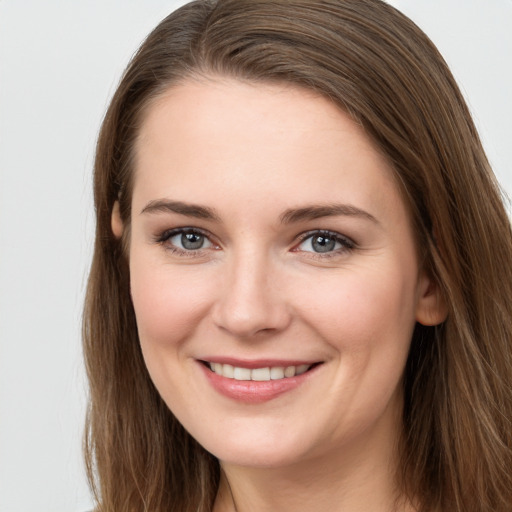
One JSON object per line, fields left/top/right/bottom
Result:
{"left": 181, "top": 232, "right": 204, "bottom": 250}
{"left": 312, "top": 235, "right": 336, "bottom": 253}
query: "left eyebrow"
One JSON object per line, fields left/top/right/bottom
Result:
{"left": 280, "top": 204, "right": 379, "bottom": 225}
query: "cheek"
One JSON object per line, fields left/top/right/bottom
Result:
{"left": 128, "top": 254, "right": 219, "bottom": 414}
{"left": 307, "top": 267, "right": 415, "bottom": 332}
{"left": 293, "top": 263, "right": 418, "bottom": 432}
{"left": 296, "top": 260, "right": 418, "bottom": 356}
{"left": 129, "top": 253, "right": 215, "bottom": 349}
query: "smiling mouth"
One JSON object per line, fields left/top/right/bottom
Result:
{"left": 203, "top": 362, "right": 319, "bottom": 381}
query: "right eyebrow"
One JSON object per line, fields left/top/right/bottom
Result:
{"left": 140, "top": 199, "right": 221, "bottom": 221}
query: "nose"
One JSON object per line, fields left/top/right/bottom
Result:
{"left": 211, "top": 250, "right": 292, "bottom": 338}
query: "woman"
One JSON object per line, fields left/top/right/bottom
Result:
{"left": 83, "top": 0, "right": 512, "bottom": 510}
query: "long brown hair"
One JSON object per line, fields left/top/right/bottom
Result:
{"left": 83, "top": 1, "right": 512, "bottom": 510}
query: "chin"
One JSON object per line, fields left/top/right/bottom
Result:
{"left": 215, "top": 447, "right": 306, "bottom": 469}
{"left": 197, "top": 426, "right": 318, "bottom": 469}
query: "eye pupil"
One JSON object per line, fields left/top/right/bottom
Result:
{"left": 181, "top": 232, "right": 204, "bottom": 250}
{"left": 312, "top": 235, "right": 335, "bottom": 253}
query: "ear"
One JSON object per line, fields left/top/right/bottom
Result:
{"left": 415, "top": 272, "right": 448, "bottom": 326}
{"left": 111, "top": 200, "right": 124, "bottom": 239}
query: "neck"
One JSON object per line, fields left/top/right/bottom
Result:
{"left": 213, "top": 418, "right": 414, "bottom": 512}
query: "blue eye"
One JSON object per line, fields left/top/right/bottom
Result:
{"left": 157, "top": 229, "right": 213, "bottom": 252}
{"left": 297, "top": 231, "right": 354, "bottom": 254}
{"left": 171, "top": 231, "right": 211, "bottom": 250}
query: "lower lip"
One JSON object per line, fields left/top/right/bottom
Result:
{"left": 199, "top": 363, "right": 319, "bottom": 404}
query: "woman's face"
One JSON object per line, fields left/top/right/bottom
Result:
{"left": 123, "top": 79, "right": 442, "bottom": 469}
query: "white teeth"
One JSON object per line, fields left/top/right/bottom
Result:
{"left": 223, "top": 364, "right": 235, "bottom": 378}
{"left": 208, "top": 362, "right": 312, "bottom": 381}
{"left": 234, "top": 367, "right": 251, "bottom": 380}
{"left": 251, "top": 367, "right": 271, "bottom": 381}
{"left": 270, "top": 367, "right": 285, "bottom": 380}
{"left": 284, "top": 366, "right": 296, "bottom": 377}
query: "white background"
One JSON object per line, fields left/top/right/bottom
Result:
{"left": 0, "top": 1, "right": 510, "bottom": 511}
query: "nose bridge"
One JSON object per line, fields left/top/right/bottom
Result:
{"left": 213, "top": 243, "right": 290, "bottom": 337}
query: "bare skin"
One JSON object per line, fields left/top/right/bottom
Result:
{"left": 116, "top": 77, "right": 445, "bottom": 512}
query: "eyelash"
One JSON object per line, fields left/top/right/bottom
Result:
{"left": 155, "top": 227, "right": 217, "bottom": 257}
{"left": 294, "top": 230, "right": 356, "bottom": 258}
{"left": 154, "top": 228, "right": 356, "bottom": 258}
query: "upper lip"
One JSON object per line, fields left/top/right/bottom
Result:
{"left": 199, "top": 357, "right": 322, "bottom": 369}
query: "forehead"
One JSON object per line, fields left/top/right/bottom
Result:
{"left": 132, "top": 79, "right": 405, "bottom": 226}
